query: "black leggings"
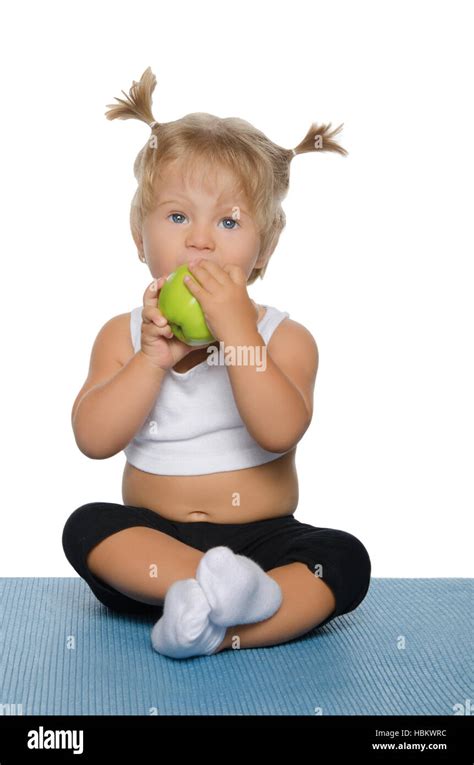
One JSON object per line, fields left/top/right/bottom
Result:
{"left": 62, "top": 503, "right": 371, "bottom": 628}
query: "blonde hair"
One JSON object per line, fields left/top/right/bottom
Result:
{"left": 105, "top": 67, "right": 348, "bottom": 284}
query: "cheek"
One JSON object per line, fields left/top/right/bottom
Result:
{"left": 144, "top": 221, "right": 176, "bottom": 248}
{"left": 231, "top": 228, "right": 256, "bottom": 248}
{"left": 242, "top": 233, "right": 261, "bottom": 258}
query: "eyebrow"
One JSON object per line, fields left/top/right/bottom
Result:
{"left": 157, "top": 198, "right": 249, "bottom": 216}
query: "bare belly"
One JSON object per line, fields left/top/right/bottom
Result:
{"left": 121, "top": 448, "right": 299, "bottom": 523}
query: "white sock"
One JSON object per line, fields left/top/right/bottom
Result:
{"left": 196, "top": 546, "right": 283, "bottom": 627}
{"left": 151, "top": 578, "right": 226, "bottom": 659}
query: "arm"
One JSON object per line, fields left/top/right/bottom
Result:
{"left": 223, "top": 319, "right": 318, "bottom": 453}
{"left": 72, "top": 316, "right": 166, "bottom": 459}
{"left": 73, "top": 352, "right": 166, "bottom": 459}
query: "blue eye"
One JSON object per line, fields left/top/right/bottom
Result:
{"left": 219, "top": 217, "right": 240, "bottom": 230}
{"left": 167, "top": 213, "right": 240, "bottom": 229}
{"left": 168, "top": 213, "right": 186, "bottom": 224}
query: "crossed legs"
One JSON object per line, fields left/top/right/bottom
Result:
{"left": 86, "top": 526, "right": 337, "bottom": 651}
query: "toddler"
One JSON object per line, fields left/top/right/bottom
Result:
{"left": 62, "top": 67, "right": 371, "bottom": 659}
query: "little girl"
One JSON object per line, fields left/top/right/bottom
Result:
{"left": 62, "top": 67, "right": 371, "bottom": 659}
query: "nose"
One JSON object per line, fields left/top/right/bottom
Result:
{"left": 185, "top": 220, "right": 215, "bottom": 253}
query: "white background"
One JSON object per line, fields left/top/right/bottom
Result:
{"left": 0, "top": 0, "right": 471, "bottom": 576}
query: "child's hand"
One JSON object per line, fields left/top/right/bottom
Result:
{"left": 184, "top": 259, "right": 258, "bottom": 343}
{"left": 140, "top": 277, "right": 201, "bottom": 370}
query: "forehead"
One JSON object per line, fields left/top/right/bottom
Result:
{"left": 156, "top": 159, "right": 246, "bottom": 204}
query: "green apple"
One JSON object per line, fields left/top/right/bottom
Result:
{"left": 157, "top": 264, "right": 216, "bottom": 346}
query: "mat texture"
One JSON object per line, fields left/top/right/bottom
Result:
{"left": 0, "top": 578, "right": 471, "bottom": 715}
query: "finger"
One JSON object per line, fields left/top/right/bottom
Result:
{"left": 143, "top": 276, "right": 165, "bottom": 307}
{"left": 186, "top": 262, "right": 213, "bottom": 291}
{"left": 183, "top": 271, "right": 206, "bottom": 300}
{"left": 151, "top": 323, "right": 174, "bottom": 338}
{"left": 190, "top": 258, "right": 227, "bottom": 287}
{"left": 142, "top": 305, "right": 167, "bottom": 327}
{"left": 222, "top": 263, "right": 246, "bottom": 285}
{"left": 142, "top": 311, "right": 174, "bottom": 338}
{"left": 199, "top": 258, "right": 229, "bottom": 283}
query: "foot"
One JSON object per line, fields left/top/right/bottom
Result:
{"left": 196, "top": 546, "right": 283, "bottom": 626}
{"left": 151, "top": 578, "right": 226, "bottom": 659}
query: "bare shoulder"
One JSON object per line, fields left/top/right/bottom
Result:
{"left": 268, "top": 316, "right": 319, "bottom": 367}
{"left": 71, "top": 312, "right": 135, "bottom": 425}
{"left": 267, "top": 317, "right": 319, "bottom": 416}
{"left": 98, "top": 312, "right": 135, "bottom": 367}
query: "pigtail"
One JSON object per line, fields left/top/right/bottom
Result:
{"left": 290, "top": 121, "right": 348, "bottom": 159}
{"left": 104, "top": 66, "right": 160, "bottom": 129}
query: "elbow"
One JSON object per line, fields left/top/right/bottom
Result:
{"left": 261, "top": 438, "right": 298, "bottom": 454}
{"left": 260, "top": 415, "right": 312, "bottom": 453}
{"left": 80, "top": 447, "right": 110, "bottom": 460}
{"left": 71, "top": 404, "right": 119, "bottom": 459}
{"left": 258, "top": 434, "right": 300, "bottom": 454}
{"left": 74, "top": 438, "right": 107, "bottom": 460}
{"left": 72, "top": 427, "right": 115, "bottom": 460}
{"left": 76, "top": 443, "right": 116, "bottom": 460}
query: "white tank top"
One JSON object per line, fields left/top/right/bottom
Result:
{"left": 123, "top": 303, "right": 292, "bottom": 475}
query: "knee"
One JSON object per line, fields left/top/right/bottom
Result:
{"left": 342, "top": 529, "right": 371, "bottom": 567}
{"left": 62, "top": 502, "right": 97, "bottom": 536}
{"left": 336, "top": 529, "right": 372, "bottom": 604}
{"left": 61, "top": 502, "right": 107, "bottom": 560}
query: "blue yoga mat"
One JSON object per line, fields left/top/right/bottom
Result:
{"left": 0, "top": 577, "right": 471, "bottom": 715}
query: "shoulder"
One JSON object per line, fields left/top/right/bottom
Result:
{"left": 96, "top": 312, "right": 135, "bottom": 367}
{"left": 267, "top": 317, "right": 319, "bottom": 421}
{"left": 267, "top": 317, "right": 319, "bottom": 415}
{"left": 268, "top": 315, "right": 319, "bottom": 368}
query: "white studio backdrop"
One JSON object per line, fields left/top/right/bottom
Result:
{"left": 0, "top": 0, "right": 471, "bottom": 577}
